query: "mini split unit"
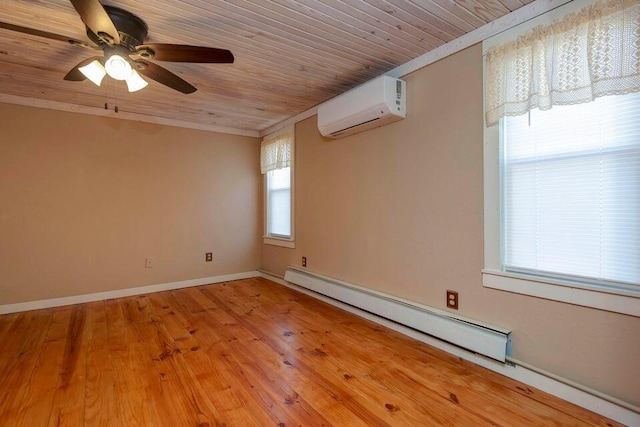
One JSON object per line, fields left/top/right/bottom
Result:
{"left": 318, "top": 75, "right": 407, "bottom": 139}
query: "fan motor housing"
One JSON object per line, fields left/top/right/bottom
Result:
{"left": 86, "top": 5, "right": 148, "bottom": 50}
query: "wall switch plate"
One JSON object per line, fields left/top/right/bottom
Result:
{"left": 302, "top": 256, "right": 307, "bottom": 267}
{"left": 145, "top": 257, "right": 154, "bottom": 268}
{"left": 446, "top": 290, "right": 459, "bottom": 310}
{"left": 205, "top": 252, "right": 213, "bottom": 262}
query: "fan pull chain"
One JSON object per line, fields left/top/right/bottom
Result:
{"left": 103, "top": 79, "right": 120, "bottom": 113}
{"left": 114, "top": 80, "right": 119, "bottom": 113}
{"left": 104, "top": 77, "right": 110, "bottom": 111}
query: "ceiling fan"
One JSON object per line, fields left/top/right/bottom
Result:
{"left": 0, "top": 0, "right": 234, "bottom": 94}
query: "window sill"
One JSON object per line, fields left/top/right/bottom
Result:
{"left": 482, "top": 269, "right": 639, "bottom": 317}
{"left": 263, "top": 237, "right": 295, "bottom": 248}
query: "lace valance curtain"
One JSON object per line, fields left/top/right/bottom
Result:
{"left": 260, "top": 131, "right": 292, "bottom": 174}
{"left": 485, "top": 0, "right": 640, "bottom": 127}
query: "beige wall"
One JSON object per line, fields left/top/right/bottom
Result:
{"left": 260, "top": 44, "right": 640, "bottom": 407}
{"left": 1, "top": 104, "right": 260, "bottom": 304}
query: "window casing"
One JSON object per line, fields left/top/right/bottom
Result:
{"left": 484, "top": 97, "right": 640, "bottom": 316}
{"left": 261, "top": 127, "right": 294, "bottom": 248}
{"left": 501, "top": 94, "right": 640, "bottom": 290}
{"left": 266, "top": 167, "right": 292, "bottom": 239}
{"left": 482, "top": 0, "right": 640, "bottom": 316}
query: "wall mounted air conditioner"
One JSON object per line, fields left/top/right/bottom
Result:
{"left": 317, "top": 75, "right": 406, "bottom": 139}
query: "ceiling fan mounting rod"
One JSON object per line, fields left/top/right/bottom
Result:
{"left": 104, "top": 45, "right": 131, "bottom": 59}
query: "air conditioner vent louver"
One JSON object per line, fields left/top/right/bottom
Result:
{"left": 330, "top": 117, "right": 381, "bottom": 137}
{"left": 318, "top": 76, "right": 406, "bottom": 139}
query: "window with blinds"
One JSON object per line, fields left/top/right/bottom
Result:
{"left": 502, "top": 92, "right": 640, "bottom": 290}
{"left": 266, "top": 167, "right": 291, "bottom": 238}
{"left": 261, "top": 126, "right": 294, "bottom": 247}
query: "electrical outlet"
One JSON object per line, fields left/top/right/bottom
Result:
{"left": 205, "top": 252, "right": 213, "bottom": 262}
{"left": 446, "top": 290, "right": 458, "bottom": 310}
{"left": 302, "top": 256, "right": 307, "bottom": 267}
{"left": 145, "top": 257, "right": 154, "bottom": 268}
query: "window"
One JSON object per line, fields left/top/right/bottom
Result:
{"left": 261, "top": 127, "right": 294, "bottom": 247}
{"left": 502, "top": 93, "right": 640, "bottom": 289}
{"left": 266, "top": 167, "right": 291, "bottom": 238}
{"left": 482, "top": 0, "right": 640, "bottom": 316}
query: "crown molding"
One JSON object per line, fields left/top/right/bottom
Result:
{"left": 0, "top": 94, "right": 260, "bottom": 138}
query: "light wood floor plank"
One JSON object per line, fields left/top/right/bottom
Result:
{"left": 0, "top": 307, "right": 71, "bottom": 426}
{"left": 171, "top": 288, "right": 335, "bottom": 426}
{"left": 83, "top": 301, "right": 116, "bottom": 426}
{"left": 0, "top": 312, "right": 19, "bottom": 343}
{"left": 231, "top": 278, "right": 615, "bottom": 426}
{"left": 103, "top": 298, "right": 152, "bottom": 426}
{"left": 185, "top": 288, "right": 336, "bottom": 425}
{"left": 47, "top": 304, "right": 88, "bottom": 427}
{"left": 218, "top": 280, "right": 500, "bottom": 426}
{"left": 161, "top": 290, "right": 278, "bottom": 426}
{"left": 117, "top": 296, "right": 181, "bottom": 426}
{"left": 143, "top": 292, "right": 248, "bottom": 426}
{"left": 115, "top": 295, "right": 211, "bottom": 426}
{"left": 200, "top": 285, "right": 395, "bottom": 426}
{"left": 228, "top": 279, "right": 590, "bottom": 426}
{"left": 0, "top": 278, "right": 625, "bottom": 427}
{"left": 0, "top": 309, "right": 54, "bottom": 418}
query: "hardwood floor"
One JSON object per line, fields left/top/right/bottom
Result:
{"left": 0, "top": 277, "right": 622, "bottom": 426}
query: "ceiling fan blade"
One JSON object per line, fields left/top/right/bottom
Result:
{"left": 0, "top": 21, "right": 91, "bottom": 48}
{"left": 135, "top": 60, "right": 197, "bottom": 94}
{"left": 136, "top": 44, "right": 234, "bottom": 63}
{"left": 64, "top": 56, "right": 102, "bottom": 81}
{"left": 69, "top": 0, "right": 120, "bottom": 45}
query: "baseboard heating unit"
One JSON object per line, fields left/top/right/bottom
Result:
{"left": 284, "top": 267, "right": 512, "bottom": 362}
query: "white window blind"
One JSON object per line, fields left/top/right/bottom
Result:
{"left": 266, "top": 167, "right": 291, "bottom": 238}
{"left": 503, "top": 92, "right": 640, "bottom": 288}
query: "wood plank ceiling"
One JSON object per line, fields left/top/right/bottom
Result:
{"left": 0, "top": 0, "right": 532, "bottom": 134}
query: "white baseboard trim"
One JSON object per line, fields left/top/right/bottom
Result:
{"left": 258, "top": 270, "right": 640, "bottom": 427}
{"left": 0, "top": 271, "right": 261, "bottom": 314}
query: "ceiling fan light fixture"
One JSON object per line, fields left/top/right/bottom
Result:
{"left": 125, "top": 70, "right": 148, "bottom": 92}
{"left": 105, "top": 54, "right": 132, "bottom": 80}
{"left": 5, "top": 4, "right": 233, "bottom": 94}
{"left": 78, "top": 60, "right": 106, "bottom": 86}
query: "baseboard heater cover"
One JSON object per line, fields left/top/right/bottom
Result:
{"left": 284, "top": 268, "right": 512, "bottom": 362}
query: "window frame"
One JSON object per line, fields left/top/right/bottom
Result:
{"left": 263, "top": 126, "right": 295, "bottom": 248}
{"left": 481, "top": 0, "right": 640, "bottom": 317}
{"left": 483, "top": 117, "right": 639, "bottom": 317}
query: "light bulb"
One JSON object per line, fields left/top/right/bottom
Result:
{"left": 125, "top": 70, "right": 148, "bottom": 92}
{"left": 78, "top": 60, "right": 106, "bottom": 86}
{"left": 105, "top": 54, "right": 133, "bottom": 80}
